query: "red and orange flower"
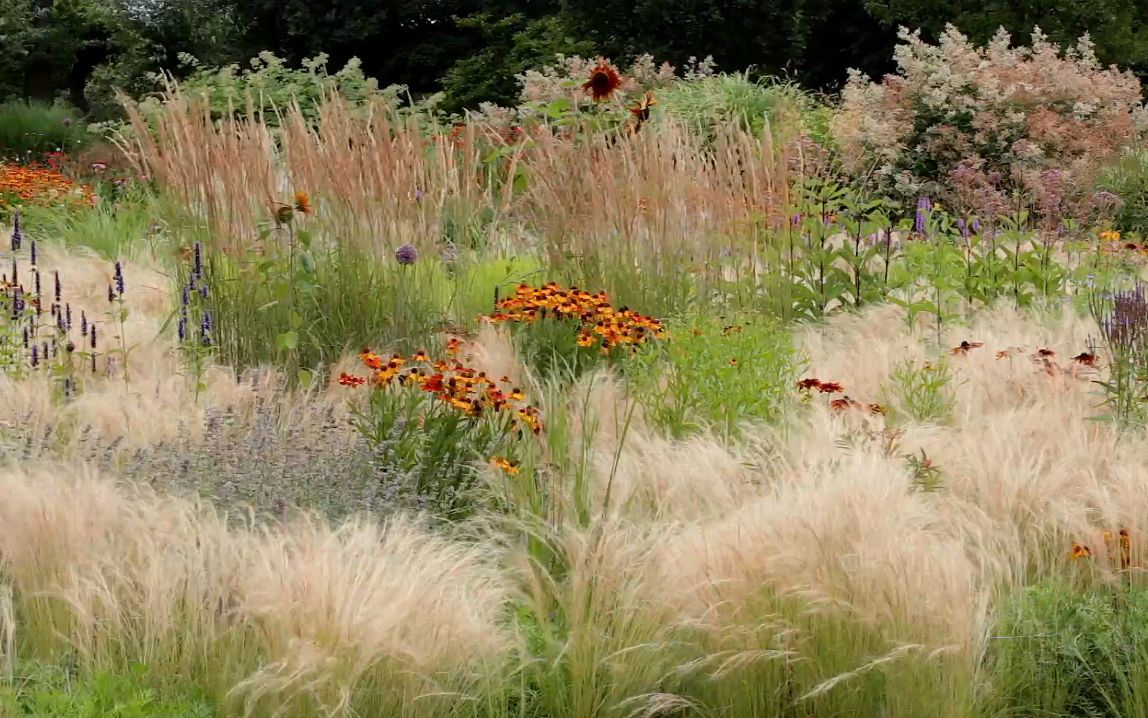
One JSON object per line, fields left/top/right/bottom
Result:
{"left": 583, "top": 59, "right": 623, "bottom": 102}
{"left": 342, "top": 344, "right": 543, "bottom": 436}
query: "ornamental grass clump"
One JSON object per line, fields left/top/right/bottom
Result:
{"left": 485, "top": 281, "right": 665, "bottom": 378}
{"left": 339, "top": 340, "right": 541, "bottom": 518}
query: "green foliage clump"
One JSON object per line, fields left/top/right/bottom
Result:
{"left": 0, "top": 101, "right": 91, "bottom": 161}
{"left": 886, "top": 356, "right": 954, "bottom": 424}
{"left": 1099, "top": 147, "right": 1148, "bottom": 235}
{"left": 623, "top": 312, "right": 800, "bottom": 439}
{"left": 189, "top": 236, "right": 449, "bottom": 384}
{"left": 984, "top": 578, "right": 1148, "bottom": 717}
{"left": 0, "top": 662, "right": 211, "bottom": 717}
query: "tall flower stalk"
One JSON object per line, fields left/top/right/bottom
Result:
{"left": 1090, "top": 282, "right": 1148, "bottom": 428}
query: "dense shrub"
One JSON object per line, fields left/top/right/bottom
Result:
{"left": 835, "top": 26, "right": 1145, "bottom": 223}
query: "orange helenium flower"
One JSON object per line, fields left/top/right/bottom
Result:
{"left": 294, "top": 191, "right": 312, "bottom": 215}
{"left": 629, "top": 90, "right": 657, "bottom": 122}
{"left": 582, "top": 59, "right": 623, "bottom": 102}
{"left": 1070, "top": 542, "right": 1092, "bottom": 560}
{"left": 490, "top": 457, "right": 520, "bottom": 475}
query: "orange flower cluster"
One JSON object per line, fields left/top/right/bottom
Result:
{"left": 341, "top": 347, "right": 543, "bottom": 434}
{"left": 1098, "top": 229, "right": 1148, "bottom": 257}
{"left": 0, "top": 162, "right": 93, "bottom": 209}
{"left": 486, "top": 282, "right": 665, "bottom": 353}
{"left": 1070, "top": 528, "right": 1133, "bottom": 570}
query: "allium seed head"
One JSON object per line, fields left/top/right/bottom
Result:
{"left": 395, "top": 244, "right": 419, "bottom": 265}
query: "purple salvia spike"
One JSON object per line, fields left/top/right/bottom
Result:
{"left": 193, "top": 242, "right": 203, "bottom": 280}
{"left": 10, "top": 211, "right": 21, "bottom": 251}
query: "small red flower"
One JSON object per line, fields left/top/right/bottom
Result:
{"left": 950, "top": 340, "right": 984, "bottom": 356}
{"left": 830, "top": 396, "right": 861, "bottom": 413}
{"left": 338, "top": 372, "right": 365, "bottom": 387}
{"left": 1072, "top": 351, "right": 1098, "bottom": 367}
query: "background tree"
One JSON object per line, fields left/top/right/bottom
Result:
{"left": 438, "top": 12, "right": 596, "bottom": 113}
{"left": 861, "top": 0, "right": 1148, "bottom": 78}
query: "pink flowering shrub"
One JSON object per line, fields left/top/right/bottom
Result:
{"left": 835, "top": 25, "right": 1146, "bottom": 225}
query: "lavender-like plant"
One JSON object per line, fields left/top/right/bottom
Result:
{"left": 1091, "top": 282, "right": 1148, "bottom": 427}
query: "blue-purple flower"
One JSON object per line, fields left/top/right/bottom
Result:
{"left": 914, "top": 196, "right": 932, "bottom": 235}
{"left": 193, "top": 242, "right": 203, "bottom": 280}
{"left": 10, "top": 211, "right": 22, "bottom": 251}
{"left": 200, "top": 310, "right": 213, "bottom": 347}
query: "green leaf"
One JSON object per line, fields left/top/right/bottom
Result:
{"left": 277, "top": 330, "right": 299, "bottom": 350}
{"left": 299, "top": 251, "right": 316, "bottom": 274}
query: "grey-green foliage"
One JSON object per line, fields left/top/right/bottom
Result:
{"left": 136, "top": 52, "right": 392, "bottom": 127}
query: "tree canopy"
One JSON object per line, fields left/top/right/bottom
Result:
{"left": 1, "top": 0, "right": 1146, "bottom": 119}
